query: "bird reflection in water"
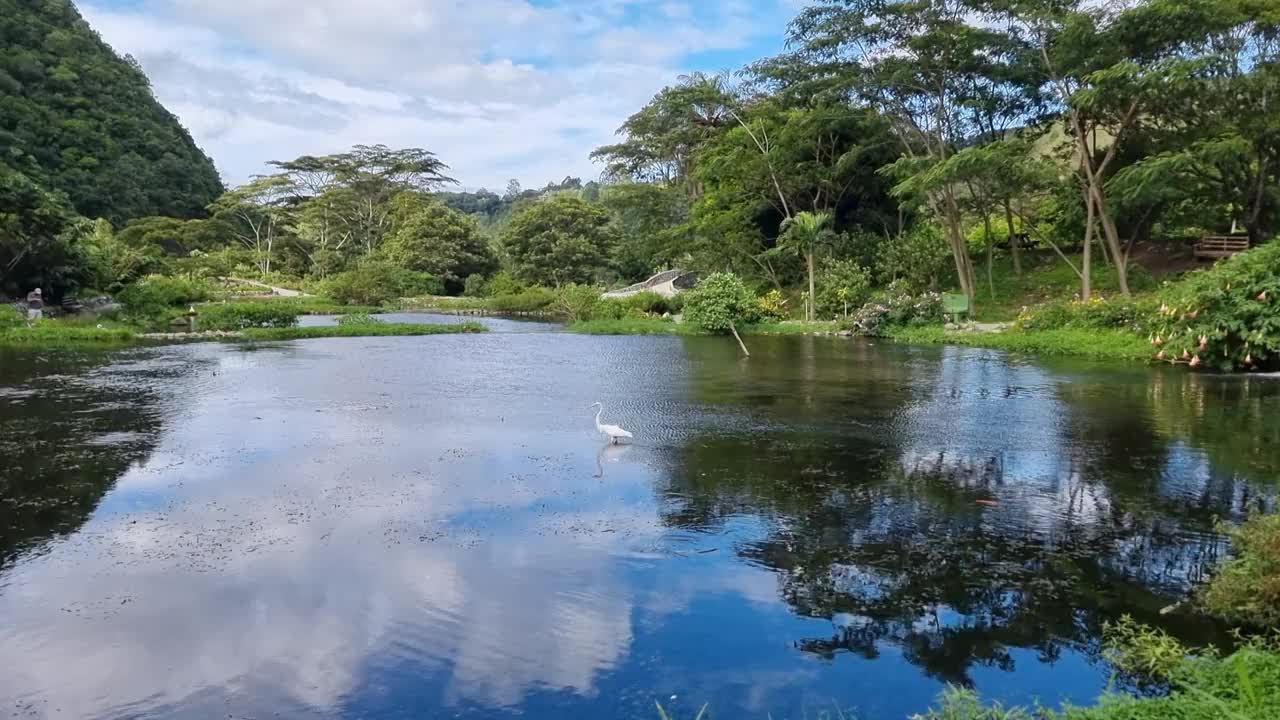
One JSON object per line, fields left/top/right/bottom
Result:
{"left": 595, "top": 442, "right": 632, "bottom": 478}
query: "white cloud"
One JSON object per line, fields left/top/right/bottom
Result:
{"left": 80, "top": 0, "right": 793, "bottom": 190}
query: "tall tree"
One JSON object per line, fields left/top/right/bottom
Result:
{"left": 780, "top": 211, "right": 835, "bottom": 321}
{"left": 502, "top": 196, "right": 618, "bottom": 287}
{"left": 380, "top": 193, "right": 497, "bottom": 294}
{"left": 786, "top": 0, "right": 1017, "bottom": 305}
{"left": 267, "top": 145, "right": 455, "bottom": 260}
{"left": 209, "top": 175, "right": 292, "bottom": 277}
{"left": 0, "top": 0, "right": 222, "bottom": 225}
{"left": 591, "top": 72, "right": 737, "bottom": 196}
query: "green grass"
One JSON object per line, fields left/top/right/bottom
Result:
{"left": 568, "top": 318, "right": 694, "bottom": 335}
{"left": 745, "top": 320, "right": 842, "bottom": 335}
{"left": 240, "top": 322, "right": 486, "bottom": 341}
{"left": 567, "top": 318, "right": 844, "bottom": 336}
{"left": 226, "top": 296, "right": 387, "bottom": 315}
{"left": 965, "top": 252, "right": 1159, "bottom": 322}
{"left": 0, "top": 317, "right": 485, "bottom": 348}
{"left": 887, "top": 325, "right": 1154, "bottom": 361}
{"left": 0, "top": 324, "right": 138, "bottom": 348}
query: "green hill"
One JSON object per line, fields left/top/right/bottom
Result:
{"left": 0, "top": 0, "right": 223, "bottom": 226}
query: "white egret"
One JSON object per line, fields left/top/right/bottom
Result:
{"left": 590, "top": 402, "right": 633, "bottom": 444}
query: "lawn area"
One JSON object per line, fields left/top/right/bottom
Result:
{"left": 566, "top": 318, "right": 842, "bottom": 336}
{"left": 241, "top": 322, "right": 486, "bottom": 341}
{"left": 965, "top": 251, "right": 1160, "bottom": 321}
{"left": 888, "top": 325, "right": 1154, "bottom": 362}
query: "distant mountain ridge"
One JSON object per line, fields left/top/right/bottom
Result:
{"left": 0, "top": 0, "right": 223, "bottom": 225}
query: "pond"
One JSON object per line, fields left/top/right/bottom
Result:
{"left": 1, "top": 321, "right": 1278, "bottom": 720}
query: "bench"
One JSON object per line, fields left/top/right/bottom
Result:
{"left": 942, "top": 293, "right": 971, "bottom": 323}
{"left": 1195, "top": 236, "right": 1249, "bottom": 260}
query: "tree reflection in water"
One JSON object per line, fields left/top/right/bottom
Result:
{"left": 659, "top": 341, "right": 1275, "bottom": 688}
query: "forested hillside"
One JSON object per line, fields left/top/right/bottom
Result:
{"left": 0, "top": 0, "right": 222, "bottom": 225}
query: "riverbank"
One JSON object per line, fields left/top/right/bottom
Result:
{"left": 0, "top": 321, "right": 487, "bottom": 348}
{"left": 886, "top": 326, "right": 1155, "bottom": 362}
{"left": 566, "top": 318, "right": 842, "bottom": 336}
{"left": 566, "top": 316, "right": 1156, "bottom": 362}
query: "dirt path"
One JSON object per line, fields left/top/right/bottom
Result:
{"left": 225, "top": 277, "right": 307, "bottom": 297}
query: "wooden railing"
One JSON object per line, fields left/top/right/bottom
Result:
{"left": 1195, "top": 236, "right": 1250, "bottom": 259}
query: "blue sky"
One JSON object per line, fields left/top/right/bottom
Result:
{"left": 81, "top": 0, "right": 799, "bottom": 191}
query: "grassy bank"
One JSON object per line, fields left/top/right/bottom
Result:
{"left": 223, "top": 297, "right": 387, "bottom": 315}
{"left": 887, "top": 325, "right": 1154, "bottom": 362}
{"left": 566, "top": 318, "right": 842, "bottom": 336}
{"left": 0, "top": 324, "right": 138, "bottom": 348}
{"left": 0, "top": 320, "right": 486, "bottom": 348}
{"left": 241, "top": 322, "right": 486, "bottom": 341}
{"left": 568, "top": 318, "right": 692, "bottom": 335}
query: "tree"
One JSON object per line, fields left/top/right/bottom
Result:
{"left": 0, "top": 0, "right": 222, "bottom": 225}
{"left": 267, "top": 145, "right": 455, "bottom": 258}
{"left": 780, "top": 211, "right": 835, "bottom": 321}
{"left": 989, "top": 0, "right": 1245, "bottom": 296}
{"left": 380, "top": 193, "right": 497, "bottom": 294}
{"left": 816, "top": 259, "right": 872, "bottom": 318}
{"left": 592, "top": 72, "right": 737, "bottom": 195}
{"left": 600, "top": 182, "right": 689, "bottom": 280}
{"left": 209, "top": 175, "right": 293, "bottom": 277}
{"left": 1106, "top": 0, "right": 1280, "bottom": 246}
{"left": 0, "top": 165, "right": 79, "bottom": 296}
{"left": 690, "top": 102, "right": 900, "bottom": 290}
{"left": 786, "top": 0, "right": 1018, "bottom": 305}
{"left": 502, "top": 196, "right": 618, "bottom": 287}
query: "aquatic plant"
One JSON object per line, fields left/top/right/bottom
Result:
{"left": 683, "top": 272, "right": 756, "bottom": 333}
{"left": 1200, "top": 513, "right": 1280, "bottom": 627}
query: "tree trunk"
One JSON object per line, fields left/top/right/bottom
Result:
{"left": 940, "top": 188, "right": 975, "bottom": 306}
{"left": 1003, "top": 200, "right": 1022, "bottom": 277}
{"left": 806, "top": 250, "right": 816, "bottom": 322}
{"left": 1091, "top": 188, "right": 1130, "bottom": 296}
{"left": 982, "top": 213, "right": 996, "bottom": 300}
{"left": 1081, "top": 191, "right": 1095, "bottom": 301}
{"left": 729, "top": 321, "right": 750, "bottom": 357}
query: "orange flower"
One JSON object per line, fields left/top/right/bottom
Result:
{"left": 1190, "top": 355, "right": 1202, "bottom": 368}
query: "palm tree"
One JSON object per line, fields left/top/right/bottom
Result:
{"left": 780, "top": 211, "right": 834, "bottom": 321}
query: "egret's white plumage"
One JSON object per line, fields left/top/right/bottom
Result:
{"left": 591, "top": 402, "right": 633, "bottom": 444}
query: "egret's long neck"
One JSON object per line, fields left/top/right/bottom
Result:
{"left": 594, "top": 406, "right": 603, "bottom": 431}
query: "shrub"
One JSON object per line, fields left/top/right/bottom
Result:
{"left": 553, "top": 283, "right": 601, "bottom": 321}
{"left": 847, "top": 291, "right": 944, "bottom": 336}
{"left": 622, "top": 290, "right": 670, "bottom": 315}
{"left": 117, "top": 275, "right": 211, "bottom": 320}
{"left": 756, "top": 289, "right": 790, "bottom": 321}
{"left": 196, "top": 302, "right": 301, "bottom": 331}
{"left": 816, "top": 260, "right": 872, "bottom": 318}
{"left": 1017, "top": 296, "right": 1159, "bottom": 333}
{"left": 487, "top": 287, "right": 555, "bottom": 313}
{"left": 877, "top": 223, "right": 951, "bottom": 291}
{"left": 1200, "top": 512, "right": 1280, "bottom": 626}
{"left": 591, "top": 299, "right": 625, "bottom": 320}
{"left": 1, "top": 305, "right": 23, "bottom": 329}
{"left": 462, "top": 273, "right": 487, "bottom": 297}
{"left": 336, "top": 313, "right": 383, "bottom": 326}
{"left": 1102, "top": 616, "right": 1188, "bottom": 683}
{"left": 1152, "top": 240, "right": 1280, "bottom": 371}
{"left": 912, "top": 687, "right": 1035, "bottom": 720}
{"left": 323, "top": 260, "right": 442, "bottom": 306}
{"left": 683, "top": 272, "right": 756, "bottom": 333}
{"left": 485, "top": 271, "right": 526, "bottom": 297}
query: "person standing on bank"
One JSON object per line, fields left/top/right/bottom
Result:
{"left": 25, "top": 287, "right": 43, "bottom": 326}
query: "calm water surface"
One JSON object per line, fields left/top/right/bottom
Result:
{"left": 1, "top": 318, "right": 1278, "bottom": 719}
